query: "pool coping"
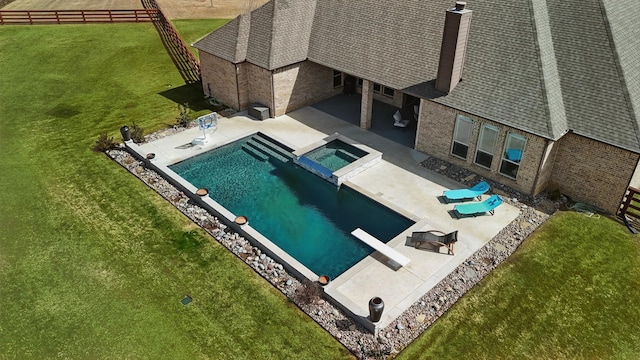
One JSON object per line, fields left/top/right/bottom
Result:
{"left": 125, "top": 131, "right": 416, "bottom": 292}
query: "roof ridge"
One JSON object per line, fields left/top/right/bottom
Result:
{"left": 528, "top": 0, "right": 568, "bottom": 140}
{"left": 598, "top": 0, "right": 640, "bottom": 149}
{"left": 265, "top": 0, "right": 276, "bottom": 69}
{"left": 235, "top": 14, "right": 250, "bottom": 62}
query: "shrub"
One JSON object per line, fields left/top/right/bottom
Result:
{"left": 130, "top": 122, "right": 145, "bottom": 143}
{"left": 293, "top": 280, "right": 322, "bottom": 305}
{"left": 92, "top": 133, "right": 117, "bottom": 152}
{"left": 175, "top": 103, "right": 191, "bottom": 128}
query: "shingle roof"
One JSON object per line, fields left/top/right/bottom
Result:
{"left": 195, "top": 0, "right": 640, "bottom": 152}
{"left": 606, "top": 0, "right": 640, "bottom": 136}
{"left": 194, "top": 0, "right": 316, "bottom": 69}
{"left": 408, "top": 0, "right": 572, "bottom": 141}
{"left": 308, "top": 0, "right": 444, "bottom": 90}
{"left": 546, "top": 0, "right": 640, "bottom": 151}
{"left": 193, "top": 14, "right": 249, "bottom": 63}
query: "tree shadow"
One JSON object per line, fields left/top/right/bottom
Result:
{"left": 158, "top": 82, "right": 226, "bottom": 113}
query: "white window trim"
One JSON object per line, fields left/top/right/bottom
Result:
{"left": 451, "top": 115, "right": 473, "bottom": 160}
{"left": 333, "top": 71, "right": 342, "bottom": 88}
{"left": 499, "top": 132, "right": 527, "bottom": 179}
{"left": 474, "top": 124, "right": 499, "bottom": 169}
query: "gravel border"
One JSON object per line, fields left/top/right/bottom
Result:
{"left": 106, "top": 124, "right": 561, "bottom": 359}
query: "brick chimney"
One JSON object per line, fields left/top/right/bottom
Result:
{"left": 435, "top": 1, "right": 473, "bottom": 93}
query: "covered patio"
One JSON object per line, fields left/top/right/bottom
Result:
{"left": 311, "top": 93, "right": 417, "bottom": 149}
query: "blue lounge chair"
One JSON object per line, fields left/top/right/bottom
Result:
{"left": 454, "top": 194, "right": 503, "bottom": 218}
{"left": 443, "top": 181, "right": 490, "bottom": 203}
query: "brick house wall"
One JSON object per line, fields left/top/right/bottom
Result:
{"left": 272, "top": 61, "right": 340, "bottom": 116}
{"left": 416, "top": 100, "right": 547, "bottom": 195}
{"left": 200, "top": 53, "right": 241, "bottom": 110}
{"left": 202, "top": 57, "right": 344, "bottom": 117}
{"left": 550, "top": 133, "right": 639, "bottom": 213}
{"left": 415, "top": 99, "right": 458, "bottom": 158}
{"left": 199, "top": 55, "right": 275, "bottom": 115}
{"left": 236, "top": 62, "right": 249, "bottom": 110}
{"left": 531, "top": 140, "right": 559, "bottom": 195}
{"left": 246, "top": 63, "right": 274, "bottom": 116}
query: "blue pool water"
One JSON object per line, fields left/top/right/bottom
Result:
{"left": 170, "top": 134, "right": 413, "bottom": 278}
{"left": 302, "top": 139, "right": 368, "bottom": 172}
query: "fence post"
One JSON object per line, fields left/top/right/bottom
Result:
{"left": 619, "top": 187, "right": 640, "bottom": 218}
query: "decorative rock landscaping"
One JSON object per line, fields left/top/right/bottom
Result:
{"left": 106, "top": 124, "right": 561, "bottom": 359}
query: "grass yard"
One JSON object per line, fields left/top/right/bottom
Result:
{"left": 0, "top": 22, "right": 351, "bottom": 359}
{"left": 3, "top": 20, "right": 640, "bottom": 360}
{"left": 398, "top": 211, "right": 640, "bottom": 359}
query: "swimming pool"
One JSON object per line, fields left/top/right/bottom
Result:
{"left": 170, "top": 133, "right": 413, "bottom": 279}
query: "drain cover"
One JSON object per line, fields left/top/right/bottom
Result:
{"left": 180, "top": 295, "right": 192, "bottom": 305}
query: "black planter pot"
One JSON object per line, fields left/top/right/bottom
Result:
{"left": 120, "top": 126, "right": 131, "bottom": 142}
{"left": 368, "top": 297, "right": 384, "bottom": 322}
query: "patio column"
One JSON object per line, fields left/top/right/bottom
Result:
{"left": 360, "top": 80, "right": 374, "bottom": 129}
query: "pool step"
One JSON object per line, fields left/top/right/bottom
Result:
{"left": 308, "top": 147, "right": 336, "bottom": 162}
{"left": 242, "top": 144, "right": 269, "bottom": 161}
{"left": 245, "top": 138, "right": 290, "bottom": 163}
{"left": 336, "top": 149, "right": 360, "bottom": 162}
{"left": 252, "top": 135, "right": 295, "bottom": 160}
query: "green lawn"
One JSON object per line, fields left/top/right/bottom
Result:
{"left": 3, "top": 21, "right": 639, "bottom": 360}
{"left": 398, "top": 211, "right": 640, "bottom": 359}
{"left": 0, "top": 22, "right": 351, "bottom": 359}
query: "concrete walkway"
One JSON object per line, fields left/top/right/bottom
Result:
{"left": 139, "top": 106, "right": 520, "bottom": 331}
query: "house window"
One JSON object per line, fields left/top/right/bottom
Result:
{"left": 474, "top": 124, "right": 499, "bottom": 168}
{"left": 373, "top": 83, "right": 381, "bottom": 94}
{"left": 499, "top": 132, "right": 527, "bottom": 179}
{"left": 333, "top": 70, "right": 342, "bottom": 88}
{"left": 382, "top": 86, "right": 395, "bottom": 98}
{"left": 357, "top": 78, "right": 363, "bottom": 87}
{"left": 451, "top": 115, "right": 473, "bottom": 159}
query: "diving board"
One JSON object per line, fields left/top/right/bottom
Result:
{"left": 351, "top": 228, "right": 411, "bottom": 267}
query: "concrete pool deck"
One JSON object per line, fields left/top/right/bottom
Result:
{"left": 138, "top": 106, "right": 520, "bottom": 332}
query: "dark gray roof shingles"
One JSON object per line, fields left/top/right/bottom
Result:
{"left": 269, "top": 0, "right": 316, "bottom": 69}
{"left": 546, "top": 0, "right": 639, "bottom": 150}
{"left": 195, "top": 0, "right": 640, "bottom": 152}
{"left": 193, "top": 14, "right": 250, "bottom": 63}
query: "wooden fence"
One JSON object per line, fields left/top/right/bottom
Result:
{"left": 617, "top": 187, "right": 640, "bottom": 229}
{"left": 142, "top": 0, "right": 201, "bottom": 83}
{"left": 0, "top": 9, "right": 159, "bottom": 25}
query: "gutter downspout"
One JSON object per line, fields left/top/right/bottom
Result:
{"left": 271, "top": 69, "right": 276, "bottom": 118}
{"left": 236, "top": 64, "right": 242, "bottom": 111}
